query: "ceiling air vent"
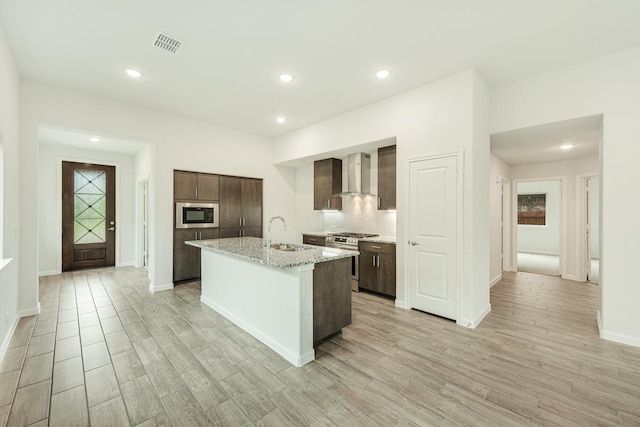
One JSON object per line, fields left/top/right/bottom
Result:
{"left": 152, "top": 32, "right": 184, "bottom": 54}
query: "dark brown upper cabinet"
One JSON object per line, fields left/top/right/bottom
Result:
{"left": 314, "top": 158, "right": 342, "bottom": 210}
{"left": 377, "top": 145, "right": 396, "bottom": 210}
{"left": 174, "top": 170, "right": 219, "bottom": 201}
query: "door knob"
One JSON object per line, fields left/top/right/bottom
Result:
{"left": 409, "top": 240, "right": 419, "bottom": 246}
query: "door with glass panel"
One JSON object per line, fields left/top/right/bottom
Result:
{"left": 62, "top": 161, "right": 116, "bottom": 271}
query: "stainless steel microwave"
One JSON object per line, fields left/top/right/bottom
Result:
{"left": 175, "top": 202, "right": 219, "bottom": 229}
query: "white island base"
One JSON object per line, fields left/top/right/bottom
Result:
{"left": 200, "top": 249, "right": 315, "bottom": 367}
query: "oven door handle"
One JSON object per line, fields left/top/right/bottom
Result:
{"left": 326, "top": 243, "right": 357, "bottom": 251}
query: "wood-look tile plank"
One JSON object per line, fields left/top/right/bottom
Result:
{"left": 89, "top": 396, "right": 132, "bottom": 427}
{"left": 120, "top": 375, "right": 164, "bottom": 425}
{"left": 49, "top": 385, "right": 88, "bottom": 427}
{"left": 18, "top": 352, "right": 53, "bottom": 387}
{"left": 54, "top": 335, "right": 81, "bottom": 363}
{"left": 104, "top": 330, "right": 133, "bottom": 355}
{"left": 52, "top": 356, "right": 84, "bottom": 394}
{"left": 0, "top": 370, "right": 19, "bottom": 407}
{"left": 82, "top": 341, "right": 111, "bottom": 371}
{"left": 145, "top": 358, "right": 184, "bottom": 398}
{"left": 56, "top": 320, "right": 79, "bottom": 341}
{"left": 25, "top": 333, "right": 55, "bottom": 358}
{"left": 6, "top": 380, "right": 50, "bottom": 427}
{"left": 205, "top": 399, "right": 254, "bottom": 427}
{"left": 180, "top": 367, "right": 229, "bottom": 411}
{"left": 161, "top": 388, "right": 210, "bottom": 426}
{"left": 85, "top": 364, "right": 120, "bottom": 407}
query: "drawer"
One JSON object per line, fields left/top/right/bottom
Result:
{"left": 303, "top": 234, "right": 326, "bottom": 246}
{"left": 359, "top": 241, "right": 395, "bottom": 254}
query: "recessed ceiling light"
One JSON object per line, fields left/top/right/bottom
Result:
{"left": 560, "top": 144, "right": 574, "bottom": 150}
{"left": 376, "top": 69, "right": 390, "bottom": 79}
{"left": 124, "top": 68, "right": 142, "bottom": 78}
{"left": 279, "top": 74, "right": 293, "bottom": 83}
{"left": 89, "top": 137, "right": 100, "bottom": 143}
{"left": 276, "top": 116, "right": 286, "bottom": 124}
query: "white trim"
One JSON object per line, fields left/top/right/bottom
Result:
{"left": 576, "top": 172, "right": 599, "bottom": 283}
{"left": 55, "top": 157, "right": 122, "bottom": 273}
{"left": 38, "top": 270, "right": 60, "bottom": 277}
{"left": 118, "top": 261, "right": 136, "bottom": 267}
{"left": 0, "top": 315, "right": 19, "bottom": 365}
{"left": 596, "top": 310, "right": 603, "bottom": 337}
{"left": 562, "top": 274, "right": 580, "bottom": 282}
{"left": 0, "top": 257, "right": 12, "bottom": 271}
{"left": 601, "top": 329, "right": 640, "bottom": 348}
{"left": 149, "top": 282, "right": 174, "bottom": 293}
{"left": 490, "top": 273, "right": 502, "bottom": 287}
{"left": 18, "top": 302, "right": 41, "bottom": 317}
{"left": 394, "top": 299, "right": 408, "bottom": 309}
{"left": 403, "top": 150, "right": 463, "bottom": 322}
{"left": 458, "top": 303, "right": 491, "bottom": 329}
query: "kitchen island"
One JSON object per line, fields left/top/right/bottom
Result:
{"left": 186, "top": 237, "right": 356, "bottom": 367}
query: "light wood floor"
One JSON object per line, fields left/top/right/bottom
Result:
{"left": 1, "top": 267, "right": 639, "bottom": 426}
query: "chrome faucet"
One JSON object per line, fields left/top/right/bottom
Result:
{"left": 266, "top": 216, "right": 287, "bottom": 249}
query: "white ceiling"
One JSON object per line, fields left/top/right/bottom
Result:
{"left": 39, "top": 126, "right": 149, "bottom": 155}
{"left": 490, "top": 115, "right": 601, "bottom": 166}
{"left": 2, "top": 1, "right": 640, "bottom": 138}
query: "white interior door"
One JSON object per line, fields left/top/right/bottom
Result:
{"left": 408, "top": 155, "right": 458, "bottom": 320}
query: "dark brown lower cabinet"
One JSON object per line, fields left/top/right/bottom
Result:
{"left": 313, "top": 257, "right": 351, "bottom": 345}
{"left": 358, "top": 242, "right": 396, "bottom": 297}
{"left": 173, "top": 228, "right": 219, "bottom": 282}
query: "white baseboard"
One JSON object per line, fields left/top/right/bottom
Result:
{"left": 601, "top": 329, "right": 640, "bottom": 348}
{"left": 596, "top": 310, "right": 602, "bottom": 337}
{"left": 458, "top": 303, "right": 492, "bottom": 329}
{"left": 201, "top": 295, "right": 315, "bottom": 367}
{"left": 0, "top": 315, "right": 19, "bottom": 365}
{"left": 394, "top": 299, "right": 408, "bottom": 309}
{"left": 561, "top": 274, "right": 580, "bottom": 282}
{"left": 39, "top": 269, "right": 60, "bottom": 277}
{"left": 490, "top": 273, "right": 502, "bottom": 287}
{"left": 19, "top": 303, "right": 41, "bottom": 318}
{"left": 149, "top": 282, "right": 174, "bottom": 293}
{"left": 118, "top": 261, "right": 136, "bottom": 267}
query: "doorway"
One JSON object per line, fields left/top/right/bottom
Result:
{"left": 62, "top": 161, "right": 116, "bottom": 271}
{"left": 407, "top": 153, "right": 459, "bottom": 321}
{"left": 515, "top": 180, "right": 562, "bottom": 276}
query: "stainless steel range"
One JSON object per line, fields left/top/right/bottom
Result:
{"left": 325, "top": 232, "right": 378, "bottom": 292}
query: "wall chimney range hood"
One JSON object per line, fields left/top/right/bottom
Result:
{"left": 335, "top": 152, "right": 375, "bottom": 196}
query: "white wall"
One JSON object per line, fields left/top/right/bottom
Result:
{"left": 491, "top": 45, "right": 640, "bottom": 347}
{"left": 0, "top": 22, "right": 22, "bottom": 355}
{"left": 517, "top": 181, "right": 561, "bottom": 256}
{"left": 275, "top": 69, "right": 491, "bottom": 328}
{"left": 38, "top": 144, "right": 138, "bottom": 275}
{"left": 489, "top": 154, "right": 510, "bottom": 285}
{"left": 20, "top": 81, "right": 297, "bottom": 302}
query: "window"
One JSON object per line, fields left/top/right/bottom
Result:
{"left": 518, "top": 193, "right": 546, "bottom": 225}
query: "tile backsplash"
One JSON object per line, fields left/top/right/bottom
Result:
{"left": 322, "top": 195, "right": 396, "bottom": 236}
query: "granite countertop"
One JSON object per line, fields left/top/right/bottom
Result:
{"left": 186, "top": 237, "right": 357, "bottom": 269}
{"left": 360, "top": 236, "right": 396, "bottom": 244}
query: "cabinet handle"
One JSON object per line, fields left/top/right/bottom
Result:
{"left": 199, "top": 232, "right": 202, "bottom": 240}
{"left": 327, "top": 199, "right": 330, "bottom": 209}
{"left": 309, "top": 238, "right": 317, "bottom": 242}
{"left": 372, "top": 255, "right": 376, "bottom": 267}
{"left": 376, "top": 255, "right": 380, "bottom": 267}
{"left": 378, "top": 197, "right": 381, "bottom": 208}
{"left": 243, "top": 217, "right": 246, "bottom": 226}
{"left": 239, "top": 218, "right": 242, "bottom": 226}
{"left": 195, "top": 187, "right": 198, "bottom": 199}
{"left": 371, "top": 245, "right": 381, "bottom": 249}
{"left": 194, "top": 232, "right": 198, "bottom": 240}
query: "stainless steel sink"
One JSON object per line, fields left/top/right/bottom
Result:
{"left": 270, "top": 243, "right": 309, "bottom": 252}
